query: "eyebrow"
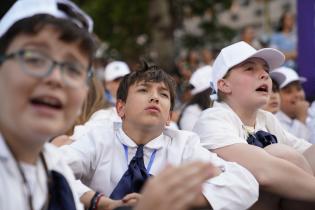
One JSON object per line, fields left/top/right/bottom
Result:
{"left": 239, "top": 60, "right": 269, "bottom": 69}
{"left": 21, "top": 42, "right": 84, "bottom": 67}
{"left": 22, "top": 42, "right": 50, "bottom": 52}
{"left": 137, "top": 82, "right": 169, "bottom": 92}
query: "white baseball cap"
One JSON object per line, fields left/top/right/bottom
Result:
{"left": 0, "top": 0, "right": 93, "bottom": 38}
{"left": 211, "top": 41, "right": 285, "bottom": 93}
{"left": 104, "top": 61, "right": 130, "bottom": 82}
{"left": 270, "top": 66, "right": 306, "bottom": 89}
{"left": 189, "top": 65, "right": 213, "bottom": 95}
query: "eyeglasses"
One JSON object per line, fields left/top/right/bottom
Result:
{"left": 0, "top": 49, "right": 92, "bottom": 88}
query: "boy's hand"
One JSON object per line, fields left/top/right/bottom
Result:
{"left": 134, "top": 161, "right": 216, "bottom": 210}
{"left": 97, "top": 196, "right": 124, "bottom": 210}
{"left": 122, "top": 193, "right": 142, "bottom": 206}
{"left": 295, "top": 100, "right": 309, "bottom": 123}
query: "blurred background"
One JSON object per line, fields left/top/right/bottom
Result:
{"left": 1, "top": 0, "right": 314, "bottom": 100}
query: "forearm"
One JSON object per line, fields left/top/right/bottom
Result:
{"left": 81, "top": 191, "right": 122, "bottom": 210}
{"left": 262, "top": 157, "right": 315, "bottom": 201}
{"left": 81, "top": 191, "right": 96, "bottom": 209}
{"left": 303, "top": 145, "right": 315, "bottom": 175}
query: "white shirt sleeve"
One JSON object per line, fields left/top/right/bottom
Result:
{"left": 181, "top": 133, "right": 259, "bottom": 210}
{"left": 193, "top": 107, "right": 247, "bottom": 149}
{"left": 60, "top": 124, "right": 112, "bottom": 197}
{"left": 275, "top": 111, "right": 310, "bottom": 140}
{"left": 265, "top": 111, "right": 311, "bottom": 153}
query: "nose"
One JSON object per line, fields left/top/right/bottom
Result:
{"left": 43, "top": 63, "right": 64, "bottom": 88}
{"left": 149, "top": 91, "right": 159, "bottom": 103}
{"left": 150, "top": 97, "right": 159, "bottom": 103}
{"left": 259, "top": 70, "right": 269, "bottom": 80}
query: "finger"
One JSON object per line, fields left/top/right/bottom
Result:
{"left": 123, "top": 198, "right": 139, "bottom": 206}
{"left": 122, "top": 193, "right": 141, "bottom": 202}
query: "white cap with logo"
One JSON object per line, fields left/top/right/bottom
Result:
{"left": 104, "top": 61, "right": 130, "bottom": 82}
{"left": 189, "top": 65, "right": 212, "bottom": 95}
{"left": 211, "top": 41, "right": 285, "bottom": 95}
{"left": 270, "top": 66, "right": 306, "bottom": 89}
{"left": 0, "top": 0, "right": 93, "bottom": 38}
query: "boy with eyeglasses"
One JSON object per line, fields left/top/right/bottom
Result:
{"left": 0, "top": 0, "right": 95, "bottom": 210}
{"left": 61, "top": 63, "right": 259, "bottom": 210}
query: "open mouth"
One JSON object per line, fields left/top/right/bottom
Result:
{"left": 256, "top": 84, "right": 269, "bottom": 93}
{"left": 30, "top": 96, "right": 63, "bottom": 110}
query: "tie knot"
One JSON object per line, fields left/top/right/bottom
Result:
{"left": 135, "top": 145, "right": 144, "bottom": 158}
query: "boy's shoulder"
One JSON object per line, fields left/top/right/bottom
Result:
{"left": 44, "top": 143, "right": 75, "bottom": 173}
{"left": 163, "top": 127, "right": 200, "bottom": 145}
{"left": 72, "top": 119, "right": 117, "bottom": 146}
{"left": 198, "top": 102, "right": 242, "bottom": 125}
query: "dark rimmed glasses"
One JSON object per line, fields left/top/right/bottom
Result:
{"left": 0, "top": 49, "right": 92, "bottom": 88}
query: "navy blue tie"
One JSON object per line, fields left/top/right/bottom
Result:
{"left": 246, "top": 130, "right": 278, "bottom": 148}
{"left": 110, "top": 145, "right": 150, "bottom": 199}
{"left": 48, "top": 170, "right": 77, "bottom": 210}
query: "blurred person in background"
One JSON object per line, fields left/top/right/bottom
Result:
{"left": 240, "top": 25, "right": 262, "bottom": 49}
{"left": 271, "top": 67, "right": 310, "bottom": 141}
{"left": 103, "top": 61, "right": 130, "bottom": 106}
{"left": 270, "top": 11, "right": 297, "bottom": 70}
{"left": 200, "top": 48, "right": 214, "bottom": 66}
{"left": 178, "top": 65, "right": 212, "bottom": 131}
{"left": 262, "top": 79, "right": 281, "bottom": 114}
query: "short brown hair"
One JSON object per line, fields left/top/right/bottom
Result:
{"left": 117, "top": 62, "right": 176, "bottom": 111}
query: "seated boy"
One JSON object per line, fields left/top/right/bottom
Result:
{"left": 193, "top": 41, "right": 315, "bottom": 210}
{"left": 270, "top": 66, "right": 311, "bottom": 140}
{"left": 60, "top": 63, "right": 259, "bottom": 210}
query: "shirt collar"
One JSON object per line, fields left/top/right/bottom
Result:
{"left": 214, "top": 101, "right": 267, "bottom": 132}
{"left": 114, "top": 122, "right": 164, "bottom": 150}
{"left": 0, "top": 133, "right": 12, "bottom": 161}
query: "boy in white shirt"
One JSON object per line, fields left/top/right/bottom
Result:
{"left": 270, "top": 66, "right": 311, "bottom": 140}
{"left": 0, "top": 0, "right": 96, "bottom": 209}
{"left": 193, "top": 41, "right": 315, "bottom": 210}
{"left": 61, "top": 62, "right": 259, "bottom": 210}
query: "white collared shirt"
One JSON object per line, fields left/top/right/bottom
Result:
{"left": 0, "top": 134, "right": 83, "bottom": 210}
{"left": 193, "top": 102, "right": 311, "bottom": 153}
{"left": 275, "top": 111, "right": 311, "bottom": 141}
{"left": 61, "top": 121, "right": 259, "bottom": 210}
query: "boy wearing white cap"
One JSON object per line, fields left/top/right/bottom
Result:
{"left": 193, "top": 41, "right": 315, "bottom": 210}
{"left": 178, "top": 65, "right": 212, "bottom": 130}
{"left": 104, "top": 61, "right": 130, "bottom": 106}
{"left": 0, "top": 0, "right": 96, "bottom": 209}
{"left": 61, "top": 63, "right": 259, "bottom": 210}
{"left": 271, "top": 67, "right": 310, "bottom": 140}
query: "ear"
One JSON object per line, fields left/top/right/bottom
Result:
{"left": 217, "top": 79, "right": 232, "bottom": 94}
{"left": 116, "top": 99, "right": 126, "bottom": 119}
{"left": 165, "top": 111, "right": 173, "bottom": 126}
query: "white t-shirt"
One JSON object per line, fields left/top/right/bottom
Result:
{"left": 0, "top": 135, "right": 83, "bottom": 210}
{"left": 193, "top": 102, "right": 311, "bottom": 153}
{"left": 179, "top": 104, "right": 202, "bottom": 131}
{"left": 275, "top": 111, "right": 310, "bottom": 141}
{"left": 61, "top": 121, "right": 259, "bottom": 210}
